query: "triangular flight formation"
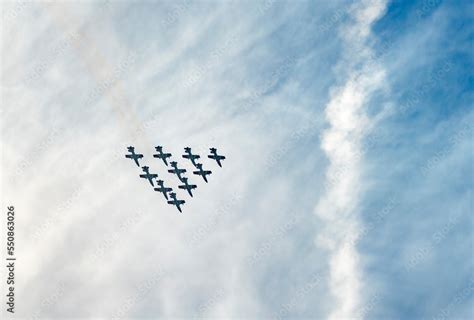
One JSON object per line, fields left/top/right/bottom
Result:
{"left": 125, "top": 146, "right": 225, "bottom": 213}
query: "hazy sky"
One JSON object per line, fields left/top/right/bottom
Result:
{"left": 1, "top": 0, "right": 473, "bottom": 319}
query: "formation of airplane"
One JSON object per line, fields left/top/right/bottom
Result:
{"left": 208, "top": 147, "right": 226, "bottom": 167}
{"left": 125, "top": 146, "right": 143, "bottom": 167}
{"left": 126, "top": 145, "right": 225, "bottom": 213}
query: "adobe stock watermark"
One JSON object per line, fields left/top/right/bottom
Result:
{"left": 161, "top": 0, "right": 191, "bottom": 29}
{"left": 87, "top": 210, "right": 147, "bottom": 265}
{"left": 185, "top": 192, "right": 242, "bottom": 248}
{"left": 30, "top": 185, "right": 83, "bottom": 241}
{"left": 274, "top": 272, "right": 322, "bottom": 320}
{"left": 324, "top": 131, "right": 386, "bottom": 191}
{"left": 432, "top": 278, "right": 474, "bottom": 320}
{"left": 84, "top": 49, "right": 143, "bottom": 107}
{"left": 22, "top": 0, "right": 111, "bottom": 87}
{"left": 355, "top": 293, "right": 382, "bottom": 320}
{"left": 405, "top": 211, "right": 462, "bottom": 271}
{"left": 10, "top": 125, "right": 63, "bottom": 183}
{"left": 264, "top": 114, "right": 320, "bottom": 172}
{"left": 196, "top": 289, "right": 225, "bottom": 317}
{"left": 23, "top": 31, "right": 84, "bottom": 87}
{"left": 399, "top": 60, "right": 453, "bottom": 116}
{"left": 420, "top": 123, "right": 472, "bottom": 177}
{"left": 248, "top": 213, "right": 300, "bottom": 266}
{"left": 240, "top": 55, "right": 298, "bottom": 114}
{"left": 111, "top": 267, "right": 166, "bottom": 320}
{"left": 183, "top": 34, "right": 238, "bottom": 89}
{"left": 3, "top": 1, "right": 31, "bottom": 28}
{"left": 416, "top": 0, "right": 442, "bottom": 19}
{"left": 341, "top": 196, "right": 398, "bottom": 251}
{"left": 29, "top": 281, "right": 65, "bottom": 320}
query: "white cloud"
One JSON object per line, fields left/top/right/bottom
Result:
{"left": 314, "top": 0, "right": 388, "bottom": 319}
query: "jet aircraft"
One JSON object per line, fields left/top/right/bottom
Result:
{"left": 168, "top": 161, "right": 187, "bottom": 181}
{"left": 182, "top": 147, "right": 201, "bottom": 167}
{"left": 208, "top": 147, "right": 226, "bottom": 167}
{"left": 125, "top": 146, "right": 144, "bottom": 167}
{"left": 178, "top": 177, "right": 197, "bottom": 197}
{"left": 193, "top": 163, "right": 212, "bottom": 183}
{"left": 167, "top": 192, "right": 185, "bottom": 213}
{"left": 154, "top": 180, "right": 173, "bottom": 200}
{"left": 139, "top": 166, "right": 158, "bottom": 187}
{"left": 153, "top": 146, "right": 172, "bottom": 166}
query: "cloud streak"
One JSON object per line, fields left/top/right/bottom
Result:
{"left": 314, "top": 1, "right": 388, "bottom": 318}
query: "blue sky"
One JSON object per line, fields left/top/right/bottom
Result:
{"left": 1, "top": 0, "right": 472, "bottom": 319}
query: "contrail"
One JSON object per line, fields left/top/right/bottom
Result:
{"left": 314, "top": 1, "right": 388, "bottom": 319}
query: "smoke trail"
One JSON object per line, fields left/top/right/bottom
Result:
{"left": 314, "top": 1, "right": 388, "bottom": 319}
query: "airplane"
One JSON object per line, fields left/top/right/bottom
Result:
{"left": 153, "top": 180, "right": 173, "bottom": 200}
{"left": 208, "top": 147, "right": 226, "bottom": 167}
{"left": 153, "top": 146, "right": 172, "bottom": 166}
{"left": 139, "top": 166, "right": 158, "bottom": 187}
{"left": 125, "top": 146, "right": 144, "bottom": 167}
{"left": 193, "top": 163, "right": 212, "bottom": 183}
{"left": 167, "top": 192, "right": 185, "bottom": 213}
{"left": 182, "top": 147, "right": 200, "bottom": 167}
{"left": 178, "top": 177, "right": 197, "bottom": 197}
{"left": 168, "top": 161, "right": 187, "bottom": 180}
